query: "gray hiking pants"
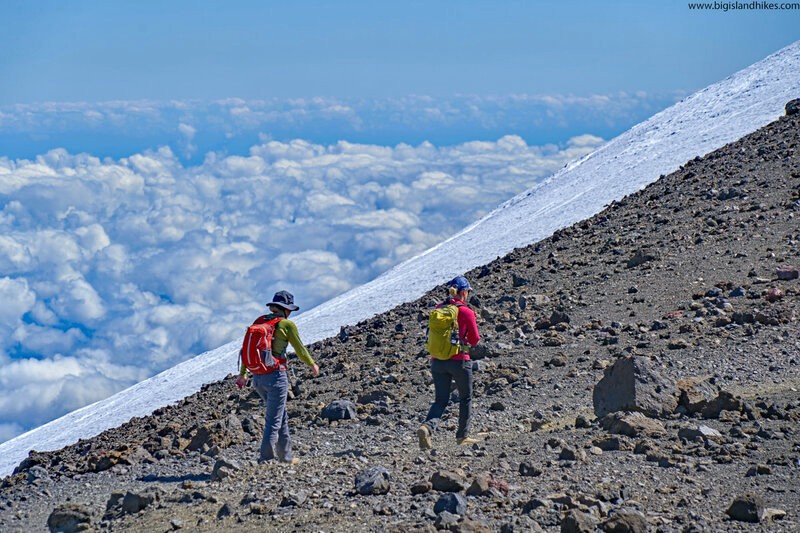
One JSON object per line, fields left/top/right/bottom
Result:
{"left": 424, "top": 358, "right": 473, "bottom": 440}
{"left": 252, "top": 370, "right": 293, "bottom": 462}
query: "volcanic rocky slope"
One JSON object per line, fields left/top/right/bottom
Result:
{"left": 2, "top": 111, "right": 800, "bottom": 533}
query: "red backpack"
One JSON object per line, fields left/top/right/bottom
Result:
{"left": 240, "top": 316, "right": 284, "bottom": 374}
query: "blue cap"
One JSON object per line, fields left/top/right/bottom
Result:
{"left": 449, "top": 276, "right": 472, "bottom": 291}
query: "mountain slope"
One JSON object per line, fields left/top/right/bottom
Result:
{"left": 0, "top": 40, "right": 799, "bottom": 479}
{"left": 1, "top": 99, "right": 798, "bottom": 533}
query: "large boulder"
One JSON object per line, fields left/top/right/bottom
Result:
{"left": 47, "top": 503, "right": 92, "bottom": 532}
{"left": 726, "top": 493, "right": 765, "bottom": 523}
{"left": 593, "top": 356, "right": 679, "bottom": 418}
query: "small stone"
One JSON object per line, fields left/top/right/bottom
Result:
{"left": 592, "top": 436, "right": 631, "bottom": 451}
{"left": 490, "top": 401, "right": 506, "bottom": 411}
{"left": 765, "top": 287, "right": 784, "bottom": 303}
{"left": 280, "top": 490, "right": 308, "bottom": 507}
{"left": 678, "top": 424, "right": 724, "bottom": 443}
{"left": 518, "top": 462, "right": 542, "bottom": 477}
{"left": 745, "top": 464, "right": 772, "bottom": 477}
{"left": 667, "top": 339, "right": 690, "bottom": 350}
{"left": 602, "top": 508, "right": 648, "bottom": 532}
{"left": 26, "top": 465, "right": 50, "bottom": 484}
{"left": 211, "top": 458, "right": 241, "bottom": 481}
{"left": 763, "top": 508, "right": 787, "bottom": 521}
{"left": 322, "top": 399, "right": 358, "bottom": 421}
{"left": 775, "top": 265, "right": 799, "bottom": 280}
{"left": 559, "top": 446, "right": 587, "bottom": 462}
{"left": 410, "top": 481, "right": 432, "bottom": 495}
{"left": 561, "top": 509, "right": 598, "bottom": 533}
{"left": 434, "top": 492, "right": 468, "bottom": 516}
{"left": 430, "top": 469, "right": 466, "bottom": 492}
{"left": 355, "top": 466, "right": 391, "bottom": 495}
{"left": 216, "top": 502, "right": 234, "bottom": 518}
{"left": 466, "top": 474, "right": 492, "bottom": 496}
{"left": 122, "top": 489, "right": 161, "bottom": 514}
{"left": 435, "top": 510, "right": 461, "bottom": 529}
{"left": 601, "top": 412, "right": 666, "bottom": 438}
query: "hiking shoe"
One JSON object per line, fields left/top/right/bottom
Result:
{"left": 417, "top": 425, "right": 433, "bottom": 450}
{"left": 457, "top": 436, "right": 480, "bottom": 445}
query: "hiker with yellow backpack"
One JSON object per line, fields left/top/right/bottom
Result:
{"left": 418, "top": 276, "right": 481, "bottom": 449}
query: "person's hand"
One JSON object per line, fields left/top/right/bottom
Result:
{"left": 311, "top": 363, "right": 320, "bottom": 377}
{"left": 235, "top": 375, "right": 248, "bottom": 389}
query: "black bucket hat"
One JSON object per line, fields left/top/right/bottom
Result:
{"left": 266, "top": 290, "right": 299, "bottom": 311}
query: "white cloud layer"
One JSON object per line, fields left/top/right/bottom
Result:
{"left": 0, "top": 93, "right": 676, "bottom": 162}
{"left": 0, "top": 133, "right": 604, "bottom": 441}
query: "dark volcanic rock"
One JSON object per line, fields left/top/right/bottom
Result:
{"left": 593, "top": 356, "right": 679, "bottom": 418}
{"left": 211, "top": 457, "right": 241, "bottom": 481}
{"left": 355, "top": 466, "right": 391, "bottom": 495}
{"left": 601, "top": 412, "right": 666, "bottom": 437}
{"left": 466, "top": 474, "right": 492, "bottom": 496}
{"left": 434, "top": 492, "right": 468, "bottom": 516}
{"left": 122, "top": 488, "right": 162, "bottom": 514}
{"left": 321, "top": 399, "right": 358, "bottom": 421}
{"left": 431, "top": 469, "right": 467, "bottom": 492}
{"left": 701, "top": 390, "right": 749, "bottom": 419}
{"left": 726, "top": 493, "right": 765, "bottom": 523}
{"left": 602, "top": 508, "right": 648, "bottom": 532}
{"left": 786, "top": 98, "right": 800, "bottom": 116}
{"left": 676, "top": 377, "right": 717, "bottom": 414}
{"left": 776, "top": 265, "right": 799, "bottom": 280}
{"left": 561, "top": 509, "right": 598, "bottom": 532}
{"left": 47, "top": 503, "right": 92, "bottom": 532}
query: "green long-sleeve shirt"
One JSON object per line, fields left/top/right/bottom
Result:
{"left": 239, "top": 314, "right": 314, "bottom": 376}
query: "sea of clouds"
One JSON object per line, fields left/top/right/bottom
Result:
{"left": 0, "top": 93, "right": 679, "bottom": 161}
{"left": 0, "top": 92, "right": 683, "bottom": 442}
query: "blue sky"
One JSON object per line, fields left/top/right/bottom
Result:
{"left": 0, "top": 1, "right": 797, "bottom": 442}
{"left": 2, "top": 0, "right": 797, "bottom": 104}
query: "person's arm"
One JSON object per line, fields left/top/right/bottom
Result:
{"left": 282, "top": 320, "right": 320, "bottom": 376}
{"left": 460, "top": 307, "right": 481, "bottom": 347}
{"left": 235, "top": 352, "right": 248, "bottom": 389}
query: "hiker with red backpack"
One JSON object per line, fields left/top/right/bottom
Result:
{"left": 235, "top": 290, "right": 319, "bottom": 464}
{"left": 418, "top": 276, "right": 481, "bottom": 449}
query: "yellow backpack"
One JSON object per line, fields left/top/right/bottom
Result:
{"left": 426, "top": 303, "right": 463, "bottom": 360}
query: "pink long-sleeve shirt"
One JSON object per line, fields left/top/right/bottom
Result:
{"left": 435, "top": 298, "right": 480, "bottom": 361}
